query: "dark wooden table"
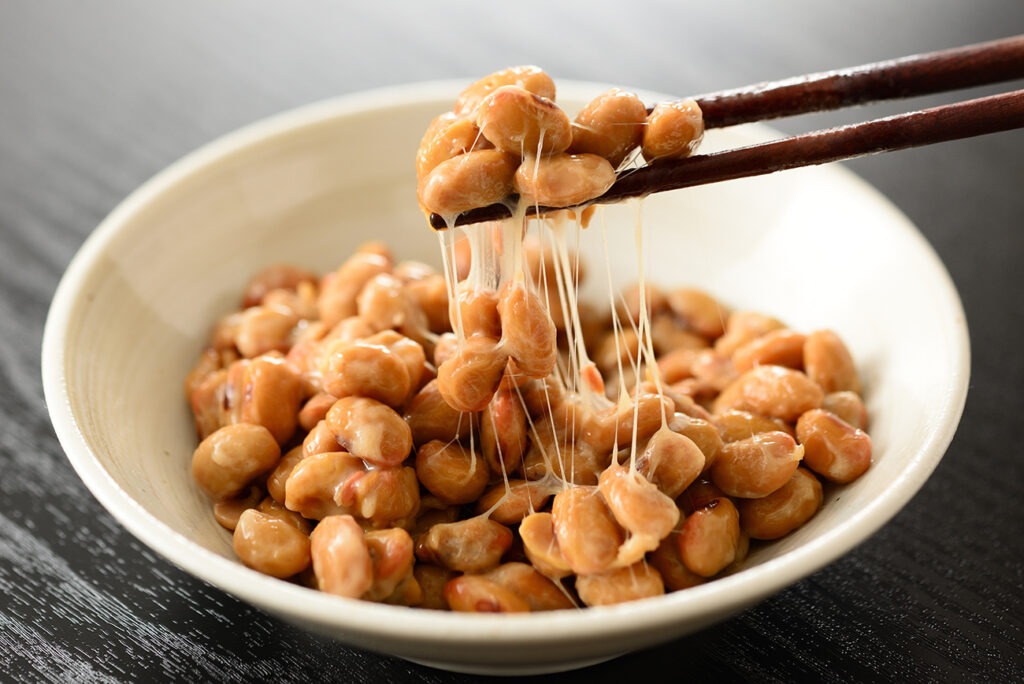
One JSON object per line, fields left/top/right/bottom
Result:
{"left": 3, "top": 2, "right": 1022, "bottom": 681}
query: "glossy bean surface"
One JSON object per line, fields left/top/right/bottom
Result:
{"left": 497, "top": 279, "right": 557, "bottom": 378}
{"left": 191, "top": 424, "right": 280, "bottom": 501}
{"left": 710, "top": 431, "right": 804, "bottom": 499}
{"left": 233, "top": 509, "right": 311, "bottom": 579}
{"left": 569, "top": 88, "right": 647, "bottom": 167}
{"left": 738, "top": 467, "right": 823, "bottom": 539}
{"left": 326, "top": 396, "right": 413, "bottom": 467}
{"left": 713, "top": 365, "right": 824, "bottom": 422}
{"left": 416, "top": 517, "right": 513, "bottom": 573}
{"left": 417, "top": 149, "right": 519, "bottom": 217}
{"left": 513, "top": 153, "right": 616, "bottom": 208}
{"left": 642, "top": 100, "right": 704, "bottom": 161}
{"left": 476, "top": 85, "right": 572, "bottom": 155}
{"left": 310, "top": 515, "right": 373, "bottom": 598}
{"left": 804, "top": 329, "right": 862, "bottom": 394}
{"left": 796, "top": 409, "right": 872, "bottom": 483}
{"left": 415, "top": 440, "right": 490, "bottom": 505}
{"left": 436, "top": 335, "right": 509, "bottom": 412}
{"left": 678, "top": 498, "right": 741, "bottom": 577}
{"left": 551, "top": 487, "right": 623, "bottom": 576}
{"left": 454, "top": 65, "right": 556, "bottom": 117}
{"left": 576, "top": 562, "right": 665, "bottom": 607}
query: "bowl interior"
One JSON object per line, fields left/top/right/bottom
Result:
{"left": 43, "top": 82, "right": 969, "bottom": 672}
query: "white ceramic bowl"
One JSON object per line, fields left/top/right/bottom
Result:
{"left": 42, "top": 82, "right": 969, "bottom": 675}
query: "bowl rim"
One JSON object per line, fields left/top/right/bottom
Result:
{"left": 41, "top": 80, "right": 970, "bottom": 647}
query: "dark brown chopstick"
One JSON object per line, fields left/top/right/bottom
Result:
{"left": 429, "top": 36, "right": 1024, "bottom": 230}
{"left": 693, "top": 34, "right": 1024, "bottom": 128}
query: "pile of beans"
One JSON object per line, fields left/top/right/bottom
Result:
{"left": 184, "top": 66, "right": 871, "bottom": 611}
{"left": 417, "top": 65, "right": 704, "bottom": 217}
{"left": 185, "top": 237, "right": 872, "bottom": 611}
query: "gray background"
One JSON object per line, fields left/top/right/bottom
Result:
{"left": 1, "top": 1, "right": 1021, "bottom": 681}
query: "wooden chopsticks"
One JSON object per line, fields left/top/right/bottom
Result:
{"left": 693, "top": 34, "right": 1024, "bottom": 128}
{"left": 429, "top": 35, "right": 1024, "bottom": 230}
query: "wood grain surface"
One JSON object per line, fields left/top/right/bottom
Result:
{"left": 2, "top": 2, "right": 1022, "bottom": 681}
